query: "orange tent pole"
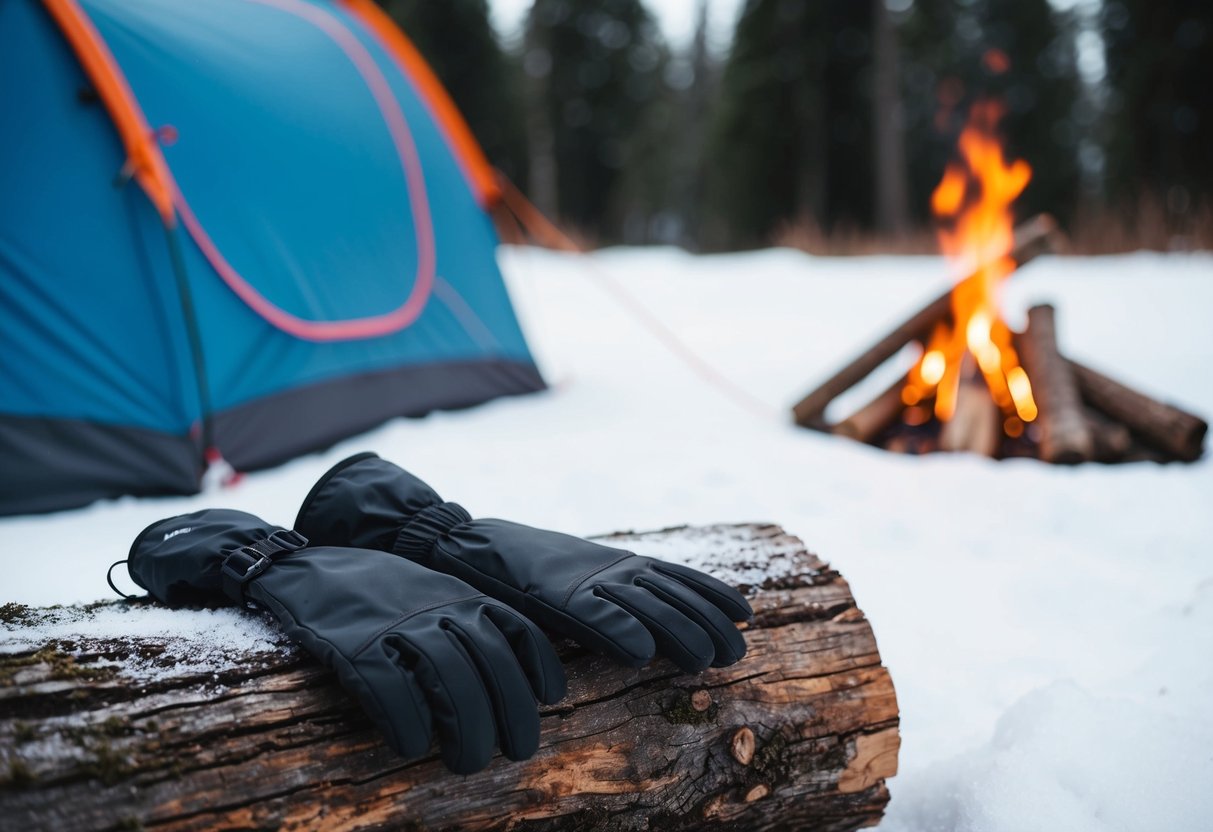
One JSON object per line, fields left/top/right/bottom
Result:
{"left": 41, "top": 0, "right": 177, "bottom": 224}
{"left": 341, "top": 0, "right": 503, "bottom": 209}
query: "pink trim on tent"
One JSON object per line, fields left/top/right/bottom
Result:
{"left": 49, "top": 0, "right": 437, "bottom": 343}
{"left": 180, "top": 0, "right": 437, "bottom": 342}
{"left": 339, "top": 0, "right": 503, "bottom": 208}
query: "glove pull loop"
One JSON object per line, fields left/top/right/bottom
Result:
{"left": 393, "top": 502, "right": 471, "bottom": 562}
{"left": 106, "top": 559, "right": 137, "bottom": 600}
{"left": 221, "top": 529, "right": 308, "bottom": 606}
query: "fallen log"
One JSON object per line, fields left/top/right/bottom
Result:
{"left": 792, "top": 214, "right": 1061, "bottom": 429}
{"left": 1067, "top": 359, "right": 1208, "bottom": 462}
{"left": 1016, "top": 305, "right": 1094, "bottom": 464}
{"left": 0, "top": 523, "right": 899, "bottom": 832}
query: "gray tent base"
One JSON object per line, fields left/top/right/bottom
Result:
{"left": 1, "top": 360, "right": 545, "bottom": 516}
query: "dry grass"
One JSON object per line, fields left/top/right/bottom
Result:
{"left": 772, "top": 215, "right": 941, "bottom": 256}
{"left": 495, "top": 193, "right": 1213, "bottom": 256}
{"left": 1067, "top": 195, "right": 1213, "bottom": 255}
{"left": 772, "top": 195, "right": 1213, "bottom": 257}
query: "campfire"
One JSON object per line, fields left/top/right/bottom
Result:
{"left": 793, "top": 101, "right": 1208, "bottom": 464}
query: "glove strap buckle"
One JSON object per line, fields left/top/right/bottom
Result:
{"left": 393, "top": 502, "right": 471, "bottom": 562}
{"left": 221, "top": 529, "right": 308, "bottom": 606}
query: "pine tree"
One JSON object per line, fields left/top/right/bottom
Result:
{"left": 681, "top": 0, "right": 719, "bottom": 246}
{"left": 982, "top": 0, "right": 1083, "bottom": 223}
{"left": 378, "top": 0, "right": 529, "bottom": 183}
{"left": 704, "top": 0, "right": 876, "bottom": 249}
{"left": 1102, "top": 0, "right": 1213, "bottom": 216}
{"left": 896, "top": 0, "right": 1083, "bottom": 225}
{"left": 614, "top": 0, "right": 719, "bottom": 247}
{"left": 872, "top": 0, "right": 910, "bottom": 235}
{"left": 523, "top": 0, "right": 668, "bottom": 241}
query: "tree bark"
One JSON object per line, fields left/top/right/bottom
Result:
{"left": 0, "top": 524, "right": 899, "bottom": 832}
{"left": 1016, "top": 305, "right": 1094, "bottom": 464}
{"left": 792, "top": 214, "right": 1061, "bottom": 429}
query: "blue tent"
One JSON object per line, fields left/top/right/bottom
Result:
{"left": 0, "top": 0, "right": 544, "bottom": 515}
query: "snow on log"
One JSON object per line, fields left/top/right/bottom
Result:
{"left": 0, "top": 524, "right": 899, "bottom": 832}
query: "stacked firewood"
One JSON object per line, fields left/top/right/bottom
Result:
{"left": 793, "top": 216, "right": 1208, "bottom": 464}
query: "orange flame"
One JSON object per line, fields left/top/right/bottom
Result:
{"left": 905, "top": 99, "right": 1038, "bottom": 429}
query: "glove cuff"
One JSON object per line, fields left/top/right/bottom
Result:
{"left": 393, "top": 502, "right": 471, "bottom": 563}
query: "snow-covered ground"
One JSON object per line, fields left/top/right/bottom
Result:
{"left": 3, "top": 246, "right": 1211, "bottom": 830}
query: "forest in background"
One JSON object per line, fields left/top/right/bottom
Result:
{"left": 379, "top": 0, "right": 1212, "bottom": 253}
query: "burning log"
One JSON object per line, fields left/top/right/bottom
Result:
{"left": 832, "top": 375, "right": 910, "bottom": 444}
{"left": 939, "top": 358, "right": 1001, "bottom": 457}
{"left": 1067, "top": 360, "right": 1208, "bottom": 462}
{"left": 792, "top": 214, "right": 1061, "bottom": 429}
{"left": 1015, "top": 305, "right": 1094, "bottom": 464}
{"left": 0, "top": 524, "right": 899, "bottom": 832}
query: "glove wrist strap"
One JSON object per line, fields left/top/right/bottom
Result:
{"left": 221, "top": 529, "right": 308, "bottom": 606}
{"left": 394, "top": 502, "right": 471, "bottom": 562}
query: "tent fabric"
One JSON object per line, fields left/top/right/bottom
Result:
{"left": 0, "top": 0, "right": 545, "bottom": 515}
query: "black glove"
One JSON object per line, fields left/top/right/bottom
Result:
{"left": 127, "top": 508, "right": 565, "bottom": 774}
{"left": 295, "top": 452, "right": 753, "bottom": 673}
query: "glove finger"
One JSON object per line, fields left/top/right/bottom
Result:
{"left": 482, "top": 603, "right": 567, "bottom": 705}
{"left": 562, "top": 591, "right": 658, "bottom": 668}
{"left": 596, "top": 583, "right": 715, "bottom": 673}
{"left": 397, "top": 628, "right": 497, "bottom": 774}
{"left": 652, "top": 561, "right": 754, "bottom": 621}
{"left": 446, "top": 612, "right": 544, "bottom": 762}
{"left": 637, "top": 574, "right": 748, "bottom": 667}
{"left": 353, "top": 643, "right": 434, "bottom": 760}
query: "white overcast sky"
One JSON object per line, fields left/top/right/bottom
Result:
{"left": 487, "top": 0, "right": 1105, "bottom": 81}
{"left": 488, "top": 0, "right": 748, "bottom": 49}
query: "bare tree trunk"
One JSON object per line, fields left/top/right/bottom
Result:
{"left": 0, "top": 524, "right": 899, "bottom": 832}
{"left": 524, "top": 61, "right": 558, "bottom": 218}
{"left": 872, "top": 0, "right": 910, "bottom": 235}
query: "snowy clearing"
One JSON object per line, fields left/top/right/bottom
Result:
{"left": 3, "top": 246, "right": 1211, "bottom": 830}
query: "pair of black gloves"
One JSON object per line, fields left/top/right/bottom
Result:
{"left": 127, "top": 453, "right": 752, "bottom": 774}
